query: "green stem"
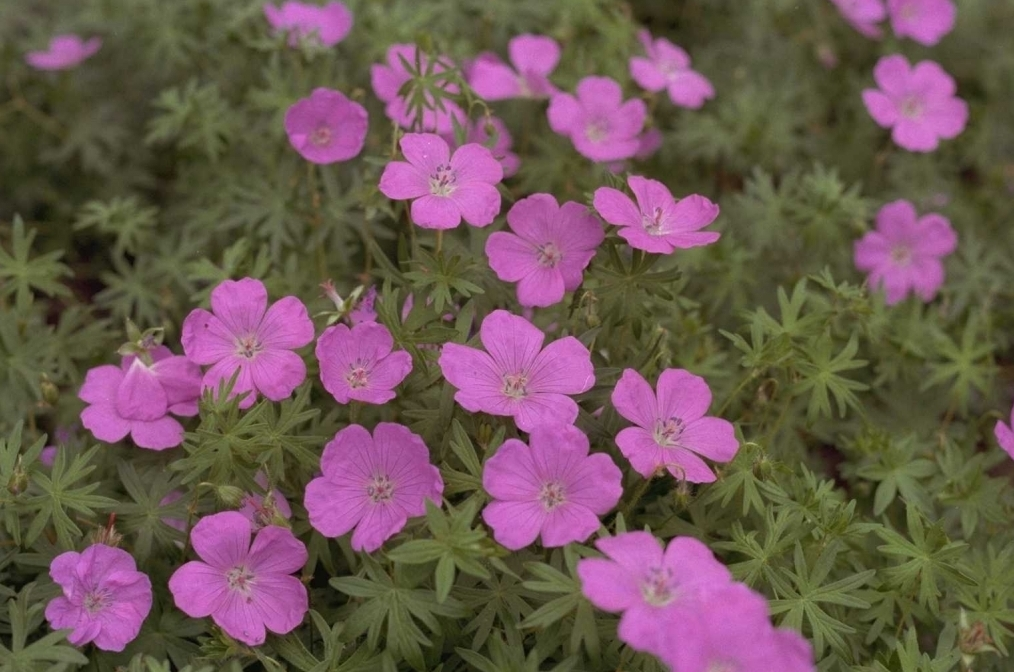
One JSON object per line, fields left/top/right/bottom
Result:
{"left": 620, "top": 476, "right": 654, "bottom": 519}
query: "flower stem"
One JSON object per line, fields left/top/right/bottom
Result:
{"left": 620, "top": 476, "right": 654, "bottom": 519}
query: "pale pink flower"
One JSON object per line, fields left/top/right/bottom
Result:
{"left": 168, "top": 511, "right": 308, "bottom": 646}
{"left": 468, "top": 34, "right": 560, "bottom": 100}
{"left": 238, "top": 472, "right": 293, "bottom": 528}
{"left": 888, "top": 0, "right": 956, "bottom": 45}
{"left": 629, "top": 30, "right": 714, "bottom": 109}
{"left": 862, "top": 55, "right": 968, "bottom": 153}
{"left": 264, "top": 1, "right": 353, "bottom": 47}
{"left": 378, "top": 133, "right": 503, "bottom": 230}
{"left": 611, "top": 368, "right": 738, "bottom": 483}
{"left": 284, "top": 88, "right": 368, "bottom": 164}
{"left": 26, "top": 35, "right": 101, "bottom": 70}
{"left": 830, "top": 0, "right": 887, "bottom": 38}
{"left": 45, "top": 544, "right": 152, "bottom": 652}
{"left": 547, "top": 76, "right": 647, "bottom": 163}
{"left": 438, "top": 310, "right": 595, "bottom": 432}
{"left": 304, "top": 423, "right": 444, "bottom": 552}
{"left": 181, "top": 278, "right": 315, "bottom": 409}
{"left": 370, "top": 43, "right": 464, "bottom": 133}
{"left": 995, "top": 405, "right": 1014, "bottom": 461}
{"left": 485, "top": 193, "right": 604, "bottom": 307}
{"left": 441, "top": 116, "right": 520, "bottom": 177}
{"left": 316, "top": 321, "right": 413, "bottom": 404}
{"left": 854, "top": 200, "right": 957, "bottom": 305}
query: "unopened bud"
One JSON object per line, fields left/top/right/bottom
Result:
{"left": 40, "top": 377, "right": 59, "bottom": 406}
{"left": 6, "top": 459, "right": 28, "bottom": 495}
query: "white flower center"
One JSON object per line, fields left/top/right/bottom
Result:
{"left": 501, "top": 372, "right": 529, "bottom": 400}
{"left": 653, "top": 416, "right": 685, "bottom": 447}
{"left": 538, "top": 481, "right": 566, "bottom": 510}
{"left": 83, "top": 589, "right": 110, "bottom": 614}
{"left": 707, "top": 662, "right": 738, "bottom": 672}
{"left": 642, "top": 206, "right": 668, "bottom": 236}
{"left": 310, "top": 125, "right": 332, "bottom": 147}
{"left": 235, "top": 334, "right": 264, "bottom": 359}
{"left": 346, "top": 362, "right": 370, "bottom": 389}
{"left": 899, "top": 96, "right": 923, "bottom": 119}
{"left": 535, "top": 242, "right": 562, "bottom": 268}
{"left": 640, "top": 566, "right": 677, "bottom": 606}
{"left": 366, "top": 475, "right": 395, "bottom": 503}
{"left": 585, "top": 119, "right": 610, "bottom": 143}
{"left": 226, "top": 565, "right": 256, "bottom": 599}
{"left": 429, "top": 163, "right": 457, "bottom": 196}
{"left": 890, "top": 245, "right": 913, "bottom": 266}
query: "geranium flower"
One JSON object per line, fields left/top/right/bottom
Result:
{"left": 547, "top": 76, "right": 647, "bottom": 162}
{"left": 370, "top": 43, "right": 464, "bottom": 133}
{"left": 378, "top": 133, "right": 503, "bottom": 230}
{"left": 238, "top": 472, "right": 293, "bottom": 528}
{"left": 468, "top": 34, "right": 560, "bottom": 100}
{"left": 830, "top": 0, "right": 888, "bottom": 38}
{"left": 629, "top": 30, "right": 714, "bottom": 109}
{"left": 995, "top": 405, "right": 1014, "bottom": 461}
{"left": 485, "top": 193, "right": 604, "bottom": 307}
{"left": 593, "top": 175, "right": 721, "bottom": 254}
{"left": 316, "top": 321, "right": 413, "bottom": 404}
{"left": 862, "top": 55, "right": 968, "bottom": 152}
{"left": 284, "top": 88, "right": 368, "bottom": 164}
{"left": 887, "top": 0, "right": 956, "bottom": 45}
{"left": 482, "top": 423, "right": 622, "bottom": 549}
{"left": 181, "top": 278, "right": 315, "bottom": 409}
{"left": 168, "top": 511, "right": 308, "bottom": 646}
{"left": 264, "top": 1, "right": 353, "bottom": 47}
{"left": 347, "top": 286, "right": 378, "bottom": 325}
{"left": 304, "top": 423, "right": 444, "bottom": 552}
{"left": 438, "top": 310, "right": 595, "bottom": 432}
{"left": 441, "top": 115, "right": 520, "bottom": 177}
{"left": 45, "top": 544, "right": 152, "bottom": 652}
{"left": 854, "top": 199, "right": 957, "bottom": 305}
{"left": 611, "top": 368, "right": 739, "bottom": 482}
{"left": 25, "top": 35, "right": 101, "bottom": 70}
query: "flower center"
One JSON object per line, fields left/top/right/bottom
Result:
{"left": 585, "top": 119, "right": 610, "bottom": 143}
{"left": 346, "top": 363, "right": 370, "bottom": 389}
{"left": 899, "top": 96, "right": 923, "bottom": 119}
{"left": 366, "top": 475, "right": 395, "bottom": 503}
{"left": 890, "top": 245, "right": 913, "bottom": 266}
{"left": 538, "top": 481, "right": 567, "bottom": 510}
{"left": 235, "top": 334, "right": 264, "bottom": 359}
{"left": 429, "top": 163, "right": 457, "bottom": 196}
{"left": 310, "top": 125, "right": 332, "bottom": 147}
{"left": 640, "top": 566, "right": 677, "bottom": 607}
{"left": 659, "top": 60, "right": 682, "bottom": 79}
{"left": 501, "top": 372, "right": 529, "bottom": 400}
{"left": 226, "top": 565, "right": 256, "bottom": 598}
{"left": 642, "top": 206, "right": 668, "bottom": 236}
{"left": 535, "top": 242, "right": 562, "bottom": 268}
{"left": 899, "top": 1, "right": 917, "bottom": 19}
{"left": 653, "top": 416, "right": 685, "bottom": 447}
{"left": 82, "top": 590, "right": 110, "bottom": 614}
{"left": 706, "top": 661, "right": 738, "bottom": 672}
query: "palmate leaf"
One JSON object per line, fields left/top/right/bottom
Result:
{"left": 920, "top": 316, "right": 996, "bottom": 414}
{"left": 854, "top": 435, "right": 936, "bottom": 516}
{"left": 0, "top": 216, "right": 72, "bottom": 313}
{"left": 0, "top": 584, "right": 88, "bottom": 669}
{"left": 792, "top": 331, "right": 869, "bottom": 421}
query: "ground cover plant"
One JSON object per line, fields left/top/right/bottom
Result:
{"left": 2, "top": 0, "right": 1014, "bottom": 670}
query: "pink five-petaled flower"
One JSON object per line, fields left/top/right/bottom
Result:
{"left": 468, "top": 34, "right": 560, "bottom": 100}
{"left": 304, "top": 423, "right": 444, "bottom": 552}
{"left": 441, "top": 116, "right": 520, "bottom": 177}
{"left": 482, "top": 423, "right": 622, "bottom": 550}
{"left": 316, "top": 321, "right": 413, "bottom": 404}
{"left": 854, "top": 200, "right": 957, "bottom": 305}
{"left": 548, "top": 76, "right": 647, "bottom": 163}
{"left": 485, "top": 193, "right": 604, "bottom": 308}
{"left": 378, "top": 133, "right": 503, "bottom": 230}
{"left": 45, "top": 544, "right": 152, "bottom": 652}
{"left": 862, "top": 55, "right": 968, "bottom": 153}
{"left": 370, "top": 43, "right": 464, "bottom": 133}
{"left": 830, "top": 0, "right": 888, "bottom": 38}
{"left": 888, "top": 0, "right": 956, "bottom": 46}
{"left": 611, "top": 368, "right": 738, "bottom": 482}
{"left": 79, "top": 346, "right": 202, "bottom": 451}
{"left": 284, "top": 88, "right": 368, "bottom": 164}
{"left": 995, "top": 405, "right": 1014, "bottom": 461}
{"left": 629, "top": 30, "right": 715, "bottom": 109}
{"left": 264, "top": 1, "right": 353, "bottom": 47}
{"left": 438, "top": 310, "right": 595, "bottom": 432}
{"left": 238, "top": 472, "right": 293, "bottom": 529}
{"left": 593, "top": 175, "right": 721, "bottom": 255}
{"left": 25, "top": 35, "right": 101, "bottom": 71}
{"left": 576, "top": 532, "right": 732, "bottom": 656}
{"left": 168, "top": 511, "right": 308, "bottom": 646}
{"left": 182, "top": 278, "right": 315, "bottom": 409}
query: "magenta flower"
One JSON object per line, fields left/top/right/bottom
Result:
{"left": 854, "top": 200, "right": 957, "bottom": 305}
{"left": 635, "top": 127, "right": 663, "bottom": 160}
{"left": 25, "top": 35, "right": 101, "bottom": 71}
{"left": 485, "top": 194, "right": 604, "bottom": 308}
{"left": 482, "top": 423, "right": 621, "bottom": 550}
{"left": 284, "top": 88, "right": 367, "bottom": 164}
{"left": 304, "top": 423, "right": 444, "bottom": 552}
{"left": 79, "top": 346, "right": 202, "bottom": 451}
{"left": 316, "top": 322, "right": 413, "bottom": 404}
{"left": 378, "top": 133, "right": 503, "bottom": 230}
{"left": 238, "top": 472, "right": 293, "bottom": 528}
{"left": 888, "top": 0, "right": 956, "bottom": 45}
{"left": 347, "top": 286, "right": 378, "bottom": 325}
{"left": 468, "top": 34, "right": 560, "bottom": 100}
{"left": 370, "top": 43, "right": 464, "bottom": 133}
{"left": 45, "top": 544, "right": 152, "bottom": 652}
{"left": 995, "top": 405, "right": 1014, "bottom": 461}
{"left": 547, "top": 76, "right": 647, "bottom": 163}
{"left": 441, "top": 116, "right": 520, "bottom": 177}
{"left": 264, "top": 1, "right": 352, "bottom": 47}
{"left": 576, "top": 532, "right": 732, "bottom": 656}
{"left": 168, "top": 511, "right": 308, "bottom": 646}
{"left": 629, "top": 30, "right": 714, "bottom": 109}
{"left": 593, "top": 175, "right": 720, "bottom": 254}
{"left": 159, "top": 490, "right": 187, "bottom": 534}
{"left": 438, "top": 310, "right": 594, "bottom": 432}
{"left": 831, "top": 0, "right": 887, "bottom": 38}
{"left": 40, "top": 446, "right": 58, "bottom": 467}
{"left": 862, "top": 55, "right": 968, "bottom": 153}
{"left": 611, "top": 368, "right": 738, "bottom": 483}
{"left": 181, "top": 278, "right": 314, "bottom": 409}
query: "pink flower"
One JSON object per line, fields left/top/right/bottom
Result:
{"left": 995, "top": 405, "right": 1014, "bottom": 461}
{"left": 45, "top": 544, "right": 152, "bottom": 652}
{"left": 854, "top": 200, "right": 957, "bottom": 305}
{"left": 482, "top": 423, "right": 622, "bottom": 550}
{"left": 862, "top": 55, "right": 968, "bottom": 153}
{"left": 40, "top": 445, "right": 58, "bottom": 467}
{"left": 888, "top": 0, "right": 956, "bottom": 45}
{"left": 238, "top": 472, "right": 293, "bottom": 528}
{"left": 468, "top": 34, "right": 560, "bottom": 100}
{"left": 168, "top": 511, "right": 308, "bottom": 646}
{"left": 629, "top": 30, "right": 714, "bottom": 109}
{"left": 830, "top": 0, "right": 887, "bottom": 38}
{"left": 548, "top": 76, "right": 647, "bottom": 163}
{"left": 442, "top": 116, "right": 520, "bottom": 177}
{"left": 348, "top": 286, "right": 378, "bottom": 325}
{"left": 316, "top": 321, "right": 413, "bottom": 404}
{"left": 635, "top": 127, "right": 663, "bottom": 160}
{"left": 370, "top": 43, "right": 464, "bottom": 133}
{"left": 593, "top": 175, "right": 721, "bottom": 254}
{"left": 576, "top": 532, "right": 732, "bottom": 656}
{"left": 264, "top": 1, "right": 353, "bottom": 47}
{"left": 378, "top": 133, "right": 503, "bottom": 230}
{"left": 160, "top": 490, "right": 187, "bottom": 534}
{"left": 181, "top": 278, "right": 315, "bottom": 409}
{"left": 485, "top": 194, "right": 604, "bottom": 307}
{"left": 438, "top": 310, "right": 595, "bottom": 432}
{"left": 304, "top": 423, "right": 444, "bottom": 552}
{"left": 79, "top": 346, "right": 202, "bottom": 451}
{"left": 284, "top": 88, "right": 368, "bottom": 164}
{"left": 25, "top": 35, "right": 101, "bottom": 71}
{"left": 611, "top": 368, "right": 738, "bottom": 483}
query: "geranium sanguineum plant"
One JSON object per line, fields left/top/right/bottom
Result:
{"left": 629, "top": 30, "right": 715, "bottom": 109}
{"left": 547, "top": 76, "right": 647, "bottom": 163}
{"left": 468, "top": 34, "right": 560, "bottom": 100}
{"left": 830, "top": 0, "right": 888, "bottom": 38}
{"left": 284, "top": 88, "right": 367, "bottom": 164}
{"left": 370, "top": 43, "right": 464, "bottom": 133}
{"left": 264, "top": 1, "right": 353, "bottom": 47}
{"left": 315, "top": 321, "right": 412, "bottom": 404}
{"left": 887, "top": 0, "right": 956, "bottom": 45}
{"left": 25, "top": 35, "right": 101, "bottom": 70}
